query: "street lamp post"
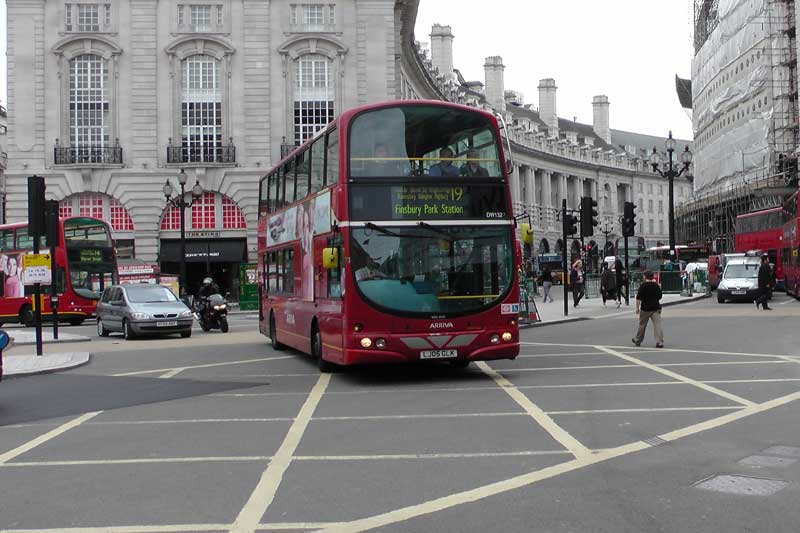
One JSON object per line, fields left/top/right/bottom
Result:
{"left": 163, "top": 169, "right": 203, "bottom": 299}
{"left": 649, "top": 131, "right": 692, "bottom": 256}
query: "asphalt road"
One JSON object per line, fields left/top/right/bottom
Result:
{"left": 0, "top": 296, "right": 799, "bottom": 532}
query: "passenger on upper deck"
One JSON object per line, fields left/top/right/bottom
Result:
{"left": 428, "top": 147, "right": 460, "bottom": 177}
{"left": 460, "top": 148, "right": 489, "bottom": 177}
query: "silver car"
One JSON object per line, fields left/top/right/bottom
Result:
{"left": 97, "top": 284, "right": 194, "bottom": 339}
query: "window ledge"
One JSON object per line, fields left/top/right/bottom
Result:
{"left": 53, "top": 163, "right": 125, "bottom": 169}
{"left": 164, "top": 162, "right": 237, "bottom": 169}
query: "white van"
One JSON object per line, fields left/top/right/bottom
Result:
{"left": 717, "top": 256, "right": 762, "bottom": 303}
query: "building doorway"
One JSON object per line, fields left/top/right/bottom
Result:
{"left": 159, "top": 238, "right": 247, "bottom": 299}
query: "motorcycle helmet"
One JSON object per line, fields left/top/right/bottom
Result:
{"left": 203, "top": 277, "right": 213, "bottom": 285}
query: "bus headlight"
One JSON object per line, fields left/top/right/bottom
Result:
{"left": 375, "top": 338, "right": 386, "bottom": 349}
{"left": 490, "top": 334, "right": 500, "bottom": 344}
{"left": 502, "top": 332, "right": 513, "bottom": 342}
{"left": 360, "top": 337, "right": 373, "bottom": 348}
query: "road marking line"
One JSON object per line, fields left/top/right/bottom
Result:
{"left": 159, "top": 367, "right": 186, "bottom": 379}
{"left": 522, "top": 341, "right": 800, "bottom": 360}
{"left": 546, "top": 406, "right": 740, "bottom": 415}
{"left": 0, "top": 411, "right": 102, "bottom": 464}
{"left": 476, "top": 362, "right": 591, "bottom": 459}
{"left": 321, "top": 390, "right": 800, "bottom": 533}
{"left": 704, "top": 378, "right": 800, "bottom": 384}
{"left": 112, "top": 355, "right": 295, "bottom": 377}
{"left": 595, "top": 346, "right": 756, "bottom": 407}
{"left": 657, "top": 360, "right": 793, "bottom": 367}
{"left": 258, "top": 525, "right": 345, "bottom": 531}
{"left": 294, "top": 450, "right": 571, "bottom": 461}
{"left": 778, "top": 298, "right": 796, "bottom": 305}
{"left": 231, "top": 373, "right": 331, "bottom": 533}
{"left": 0, "top": 526, "right": 232, "bottom": 532}
{"left": 502, "top": 364, "right": 637, "bottom": 371}
{"left": 517, "top": 352, "right": 606, "bottom": 357}
{"left": 1, "top": 456, "right": 273, "bottom": 467}
{"left": 87, "top": 418, "right": 294, "bottom": 425}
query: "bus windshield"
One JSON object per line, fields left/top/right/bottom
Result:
{"left": 349, "top": 105, "right": 503, "bottom": 178}
{"left": 63, "top": 218, "right": 116, "bottom": 299}
{"left": 350, "top": 225, "right": 513, "bottom": 317}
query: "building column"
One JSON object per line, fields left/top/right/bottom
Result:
{"left": 524, "top": 167, "right": 535, "bottom": 215}
{"left": 510, "top": 165, "right": 521, "bottom": 211}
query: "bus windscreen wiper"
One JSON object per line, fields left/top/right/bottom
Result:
{"left": 365, "top": 222, "right": 404, "bottom": 238}
{"left": 417, "top": 221, "right": 453, "bottom": 240}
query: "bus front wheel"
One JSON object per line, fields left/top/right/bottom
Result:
{"left": 269, "top": 313, "right": 285, "bottom": 351}
{"left": 19, "top": 305, "right": 34, "bottom": 327}
{"left": 312, "top": 322, "right": 337, "bottom": 373}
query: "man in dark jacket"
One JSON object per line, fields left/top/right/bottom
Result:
{"left": 632, "top": 270, "right": 664, "bottom": 348}
{"left": 755, "top": 254, "right": 773, "bottom": 310}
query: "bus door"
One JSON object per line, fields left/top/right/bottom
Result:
{"left": 317, "top": 236, "right": 343, "bottom": 362}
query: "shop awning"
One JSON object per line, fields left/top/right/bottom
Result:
{"left": 158, "top": 239, "right": 248, "bottom": 263}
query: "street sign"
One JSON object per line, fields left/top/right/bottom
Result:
{"left": 0, "top": 329, "right": 10, "bottom": 351}
{"left": 22, "top": 253, "right": 52, "bottom": 285}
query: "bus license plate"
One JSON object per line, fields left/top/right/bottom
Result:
{"left": 420, "top": 349, "right": 458, "bottom": 359}
{"left": 731, "top": 290, "right": 747, "bottom": 295}
{"left": 156, "top": 321, "right": 178, "bottom": 327}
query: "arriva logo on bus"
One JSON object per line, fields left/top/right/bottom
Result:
{"left": 429, "top": 322, "right": 455, "bottom": 329}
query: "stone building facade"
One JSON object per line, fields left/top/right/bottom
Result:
{"left": 5, "top": 0, "right": 412, "bottom": 291}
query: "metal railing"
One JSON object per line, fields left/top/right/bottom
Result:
{"left": 166, "top": 145, "right": 236, "bottom": 164}
{"left": 54, "top": 145, "right": 123, "bottom": 165}
{"left": 281, "top": 143, "right": 299, "bottom": 159}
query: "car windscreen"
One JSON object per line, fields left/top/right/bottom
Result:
{"left": 126, "top": 286, "right": 179, "bottom": 303}
{"left": 724, "top": 263, "right": 759, "bottom": 279}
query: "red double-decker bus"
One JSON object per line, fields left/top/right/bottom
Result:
{"left": 781, "top": 191, "right": 800, "bottom": 297}
{"left": 257, "top": 101, "right": 520, "bottom": 371}
{"left": 0, "top": 217, "right": 118, "bottom": 326}
{"left": 734, "top": 207, "right": 784, "bottom": 289}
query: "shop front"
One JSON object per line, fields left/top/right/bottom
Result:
{"left": 158, "top": 238, "right": 248, "bottom": 299}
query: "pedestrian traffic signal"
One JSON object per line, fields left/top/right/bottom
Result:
{"left": 580, "top": 196, "right": 598, "bottom": 237}
{"left": 622, "top": 201, "right": 637, "bottom": 237}
{"left": 563, "top": 213, "right": 578, "bottom": 236}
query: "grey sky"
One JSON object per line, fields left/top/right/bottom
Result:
{"left": 414, "top": 0, "right": 695, "bottom": 141}
{"left": 0, "top": 1, "right": 695, "bottom": 140}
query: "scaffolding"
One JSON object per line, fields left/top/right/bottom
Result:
{"left": 694, "top": 0, "right": 720, "bottom": 54}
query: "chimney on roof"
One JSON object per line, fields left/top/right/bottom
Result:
{"left": 538, "top": 78, "right": 558, "bottom": 133}
{"left": 430, "top": 24, "right": 455, "bottom": 80}
{"left": 483, "top": 56, "right": 506, "bottom": 112}
{"left": 592, "top": 95, "right": 611, "bottom": 143}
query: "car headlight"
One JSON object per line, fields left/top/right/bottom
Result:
{"left": 718, "top": 281, "right": 728, "bottom": 290}
{"left": 130, "top": 312, "right": 150, "bottom": 320}
{"left": 179, "top": 310, "right": 194, "bottom": 318}
{"left": 213, "top": 304, "right": 227, "bottom": 310}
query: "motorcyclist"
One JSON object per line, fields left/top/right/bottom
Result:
{"left": 197, "top": 277, "right": 220, "bottom": 299}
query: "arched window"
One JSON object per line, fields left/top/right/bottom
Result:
{"left": 58, "top": 193, "right": 134, "bottom": 233}
{"left": 182, "top": 55, "right": 222, "bottom": 162}
{"left": 294, "top": 54, "right": 335, "bottom": 145}
{"left": 160, "top": 193, "right": 246, "bottom": 231}
{"left": 69, "top": 54, "right": 109, "bottom": 159}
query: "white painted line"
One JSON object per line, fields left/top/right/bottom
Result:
{"left": 294, "top": 450, "right": 571, "bottom": 461}
{"left": 231, "top": 373, "right": 331, "bottom": 533}
{"left": 517, "top": 352, "right": 606, "bottom": 358}
{"left": 502, "top": 364, "right": 636, "bottom": 371}
{"left": 1, "top": 456, "right": 272, "bottom": 467}
{"left": 522, "top": 341, "right": 799, "bottom": 360}
{"left": 112, "top": 355, "right": 295, "bottom": 377}
{"left": 86, "top": 418, "right": 293, "bottom": 425}
{"left": 0, "top": 411, "right": 102, "bottom": 464}
{"left": 313, "top": 412, "right": 523, "bottom": 421}
{"left": 657, "top": 360, "right": 794, "bottom": 367}
{"left": 0, "top": 526, "right": 231, "bottom": 533}
{"left": 213, "top": 392, "right": 317, "bottom": 397}
{"left": 257, "top": 524, "right": 346, "bottom": 531}
{"left": 476, "top": 362, "right": 591, "bottom": 459}
{"left": 159, "top": 367, "right": 186, "bottom": 379}
{"left": 320, "top": 390, "right": 800, "bottom": 533}
{"left": 704, "top": 378, "right": 800, "bottom": 384}
{"left": 778, "top": 298, "right": 796, "bottom": 305}
{"left": 546, "top": 406, "right": 741, "bottom": 415}
{"left": 595, "top": 346, "right": 756, "bottom": 407}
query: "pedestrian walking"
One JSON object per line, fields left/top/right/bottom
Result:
{"left": 632, "top": 270, "right": 664, "bottom": 348}
{"left": 539, "top": 267, "right": 555, "bottom": 303}
{"left": 570, "top": 259, "right": 585, "bottom": 308}
{"left": 614, "top": 258, "right": 626, "bottom": 308}
{"left": 755, "top": 254, "right": 773, "bottom": 310}
{"left": 600, "top": 263, "right": 616, "bottom": 307}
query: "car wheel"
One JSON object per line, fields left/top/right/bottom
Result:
{"left": 97, "top": 318, "right": 110, "bottom": 337}
{"left": 180, "top": 329, "right": 192, "bottom": 338}
{"left": 269, "top": 314, "right": 285, "bottom": 350}
{"left": 123, "top": 319, "right": 136, "bottom": 340}
{"left": 717, "top": 295, "right": 725, "bottom": 303}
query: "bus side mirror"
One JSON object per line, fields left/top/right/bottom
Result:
{"left": 322, "top": 247, "right": 339, "bottom": 270}
{"left": 520, "top": 223, "right": 533, "bottom": 245}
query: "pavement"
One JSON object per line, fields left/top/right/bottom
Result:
{"left": 6, "top": 330, "right": 91, "bottom": 345}
{"left": 2, "top": 352, "right": 91, "bottom": 378}
{"left": 524, "top": 287, "right": 711, "bottom": 326}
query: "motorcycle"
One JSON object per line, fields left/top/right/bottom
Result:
{"left": 195, "top": 293, "right": 229, "bottom": 333}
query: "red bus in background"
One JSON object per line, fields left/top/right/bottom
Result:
{"left": 257, "top": 100, "right": 520, "bottom": 372}
{"left": 0, "top": 217, "right": 118, "bottom": 326}
{"left": 734, "top": 207, "right": 784, "bottom": 290}
{"left": 781, "top": 191, "right": 800, "bottom": 297}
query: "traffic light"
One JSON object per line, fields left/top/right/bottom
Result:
{"left": 563, "top": 212, "right": 578, "bottom": 236}
{"left": 622, "top": 201, "right": 637, "bottom": 237}
{"left": 27, "top": 175, "right": 46, "bottom": 239}
{"left": 580, "top": 196, "right": 598, "bottom": 237}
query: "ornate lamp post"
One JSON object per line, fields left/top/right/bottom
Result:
{"left": 649, "top": 131, "right": 692, "bottom": 255}
{"left": 163, "top": 169, "right": 203, "bottom": 298}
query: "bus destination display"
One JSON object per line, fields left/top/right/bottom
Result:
{"left": 349, "top": 184, "right": 507, "bottom": 221}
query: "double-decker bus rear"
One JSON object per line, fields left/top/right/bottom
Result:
{"left": 258, "top": 101, "right": 520, "bottom": 371}
{"left": 781, "top": 192, "right": 800, "bottom": 297}
{"left": 735, "top": 207, "right": 784, "bottom": 289}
